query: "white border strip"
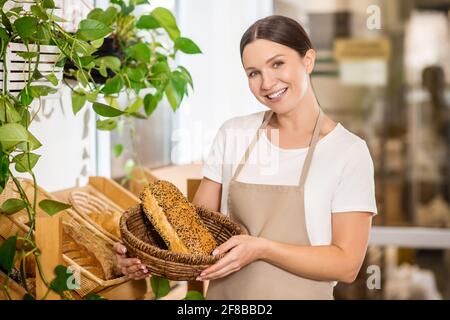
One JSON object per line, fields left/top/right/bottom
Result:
{"left": 370, "top": 226, "right": 450, "bottom": 249}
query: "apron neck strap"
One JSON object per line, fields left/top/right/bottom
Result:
{"left": 298, "top": 108, "right": 323, "bottom": 188}
{"left": 231, "top": 108, "right": 324, "bottom": 186}
{"left": 231, "top": 110, "right": 273, "bottom": 181}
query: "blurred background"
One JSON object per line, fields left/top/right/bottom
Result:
{"left": 26, "top": 0, "right": 450, "bottom": 299}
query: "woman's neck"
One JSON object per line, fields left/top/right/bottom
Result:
{"left": 270, "top": 89, "right": 321, "bottom": 134}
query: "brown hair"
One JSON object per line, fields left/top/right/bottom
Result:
{"left": 240, "top": 15, "right": 313, "bottom": 59}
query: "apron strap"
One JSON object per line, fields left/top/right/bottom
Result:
{"left": 231, "top": 110, "right": 274, "bottom": 181}
{"left": 298, "top": 108, "right": 323, "bottom": 188}
{"left": 231, "top": 108, "right": 324, "bottom": 185}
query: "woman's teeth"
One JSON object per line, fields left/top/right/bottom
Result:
{"left": 267, "top": 88, "right": 287, "bottom": 100}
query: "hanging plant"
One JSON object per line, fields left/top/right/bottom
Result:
{"left": 0, "top": 0, "right": 118, "bottom": 300}
{"left": 0, "top": 0, "right": 204, "bottom": 300}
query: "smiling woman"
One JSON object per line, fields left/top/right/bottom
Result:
{"left": 192, "top": 15, "right": 378, "bottom": 300}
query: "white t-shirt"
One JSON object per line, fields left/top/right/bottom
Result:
{"left": 202, "top": 111, "right": 378, "bottom": 246}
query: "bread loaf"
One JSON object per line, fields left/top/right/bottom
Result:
{"left": 140, "top": 180, "right": 217, "bottom": 255}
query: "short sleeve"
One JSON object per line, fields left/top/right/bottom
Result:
{"left": 202, "top": 124, "right": 226, "bottom": 184}
{"left": 331, "top": 140, "right": 378, "bottom": 215}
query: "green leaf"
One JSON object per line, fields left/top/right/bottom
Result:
{"left": 73, "top": 40, "right": 95, "bottom": 56}
{"left": 0, "top": 236, "right": 17, "bottom": 274}
{"left": 126, "top": 65, "right": 147, "bottom": 82}
{"left": 85, "top": 293, "right": 107, "bottom": 300}
{"left": 1, "top": 199, "right": 26, "bottom": 215}
{"left": 151, "top": 7, "right": 180, "bottom": 41}
{"left": 101, "top": 75, "right": 124, "bottom": 95}
{"left": 0, "top": 27, "right": 9, "bottom": 43}
{"left": 175, "top": 37, "right": 202, "bottom": 54}
{"left": 47, "top": 14, "right": 67, "bottom": 23}
{"left": 96, "top": 119, "right": 117, "bottom": 131}
{"left": 44, "top": 73, "right": 59, "bottom": 86}
{"left": 130, "top": 43, "right": 151, "bottom": 63}
{"left": 93, "top": 102, "right": 124, "bottom": 117}
{"left": 136, "top": 15, "right": 160, "bottom": 29}
{"left": 0, "top": 123, "right": 30, "bottom": 150}
{"left": 16, "top": 51, "right": 39, "bottom": 60}
{"left": 124, "top": 158, "right": 135, "bottom": 178}
{"left": 76, "top": 70, "right": 89, "bottom": 87}
{"left": 50, "top": 265, "right": 73, "bottom": 293}
{"left": 184, "top": 290, "right": 205, "bottom": 300}
{"left": 72, "top": 92, "right": 87, "bottom": 115}
{"left": 42, "top": 0, "right": 56, "bottom": 9}
{"left": 38, "top": 199, "right": 71, "bottom": 216}
{"left": 31, "top": 5, "right": 48, "bottom": 21}
{"left": 88, "top": 7, "right": 117, "bottom": 26}
{"left": 95, "top": 56, "right": 121, "bottom": 72}
{"left": 33, "top": 24, "right": 51, "bottom": 43}
{"left": 16, "top": 131, "right": 42, "bottom": 152}
{"left": 165, "top": 74, "right": 186, "bottom": 112}
{"left": 0, "top": 150, "right": 9, "bottom": 194}
{"left": 132, "top": 0, "right": 149, "bottom": 5}
{"left": 150, "top": 276, "right": 170, "bottom": 299}
{"left": 30, "top": 85, "right": 57, "bottom": 98}
{"left": 4, "top": 100, "right": 21, "bottom": 123}
{"left": 129, "top": 112, "right": 146, "bottom": 119}
{"left": 125, "top": 97, "right": 143, "bottom": 114}
{"left": 13, "top": 17, "right": 38, "bottom": 41}
{"left": 1, "top": 12, "right": 12, "bottom": 33}
{"left": 113, "top": 144, "right": 123, "bottom": 157}
{"left": 91, "top": 37, "right": 104, "bottom": 49}
{"left": 178, "top": 65, "right": 193, "bottom": 90}
{"left": 143, "top": 93, "right": 161, "bottom": 116}
{"left": 13, "top": 152, "right": 40, "bottom": 173}
{"left": 77, "top": 19, "right": 113, "bottom": 41}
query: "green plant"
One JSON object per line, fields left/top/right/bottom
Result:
{"left": 65, "top": 0, "right": 201, "bottom": 185}
{"left": 0, "top": 0, "right": 113, "bottom": 300}
{"left": 1, "top": 0, "right": 204, "bottom": 300}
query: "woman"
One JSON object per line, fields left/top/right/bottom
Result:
{"left": 115, "top": 15, "right": 377, "bottom": 300}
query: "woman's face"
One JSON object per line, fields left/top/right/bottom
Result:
{"left": 242, "top": 39, "right": 315, "bottom": 114}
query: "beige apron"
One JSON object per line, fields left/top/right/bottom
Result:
{"left": 206, "top": 108, "right": 334, "bottom": 300}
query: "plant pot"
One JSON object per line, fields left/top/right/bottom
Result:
{"left": 0, "top": 42, "right": 62, "bottom": 96}
{"left": 64, "top": 36, "right": 123, "bottom": 84}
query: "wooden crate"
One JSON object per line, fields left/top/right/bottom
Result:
{"left": 0, "top": 270, "right": 27, "bottom": 300}
{"left": 52, "top": 176, "right": 185, "bottom": 300}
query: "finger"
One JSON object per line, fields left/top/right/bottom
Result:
{"left": 213, "top": 237, "right": 240, "bottom": 256}
{"left": 201, "top": 263, "right": 238, "bottom": 281}
{"left": 118, "top": 258, "right": 141, "bottom": 268}
{"left": 127, "top": 264, "right": 147, "bottom": 274}
{"left": 114, "top": 243, "right": 127, "bottom": 255}
{"left": 133, "top": 273, "right": 150, "bottom": 280}
{"left": 130, "top": 270, "right": 146, "bottom": 279}
{"left": 200, "top": 254, "right": 235, "bottom": 277}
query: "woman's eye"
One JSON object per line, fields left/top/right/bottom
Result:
{"left": 248, "top": 71, "right": 258, "bottom": 78}
{"left": 273, "top": 61, "right": 284, "bottom": 68}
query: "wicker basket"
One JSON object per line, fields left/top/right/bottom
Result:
{"left": 120, "top": 204, "right": 245, "bottom": 281}
{"left": 0, "top": 178, "right": 128, "bottom": 298}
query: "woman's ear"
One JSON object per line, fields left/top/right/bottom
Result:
{"left": 303, "top": 49, "right": 316, "bottom": 74}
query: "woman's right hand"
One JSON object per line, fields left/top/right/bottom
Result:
{"left": 114, "top": 243, "right": 149, "bottom": 280}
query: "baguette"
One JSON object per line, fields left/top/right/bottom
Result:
{"left": 140, "top": 180, "right": 217, "bottom": 255}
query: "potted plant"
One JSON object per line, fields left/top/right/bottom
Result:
{"left": 64, "top": 0, "right": 205, "bottom": 300}
{"left": 1, "top": 0, "right": 204, "bottom": 300}
{"left": 0, "top": 0, "right": 119, "bottom": 299}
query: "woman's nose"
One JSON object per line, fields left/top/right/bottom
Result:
{"left": 260, "top": 72, "right": 277, "bottom": 91}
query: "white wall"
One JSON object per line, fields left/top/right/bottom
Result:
{"left": 172, "top": 0, "right": 273, "bottom": 164}
{"left": 13, "top": 0, "right": 98, "bottom": 192}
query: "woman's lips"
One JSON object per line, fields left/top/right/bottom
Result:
{"left": 265, "top": 87, "right": 288, "bottom": 102}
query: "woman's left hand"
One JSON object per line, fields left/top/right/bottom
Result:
{"left": 196, "top": 235, "right": 267, "bottom": 281}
